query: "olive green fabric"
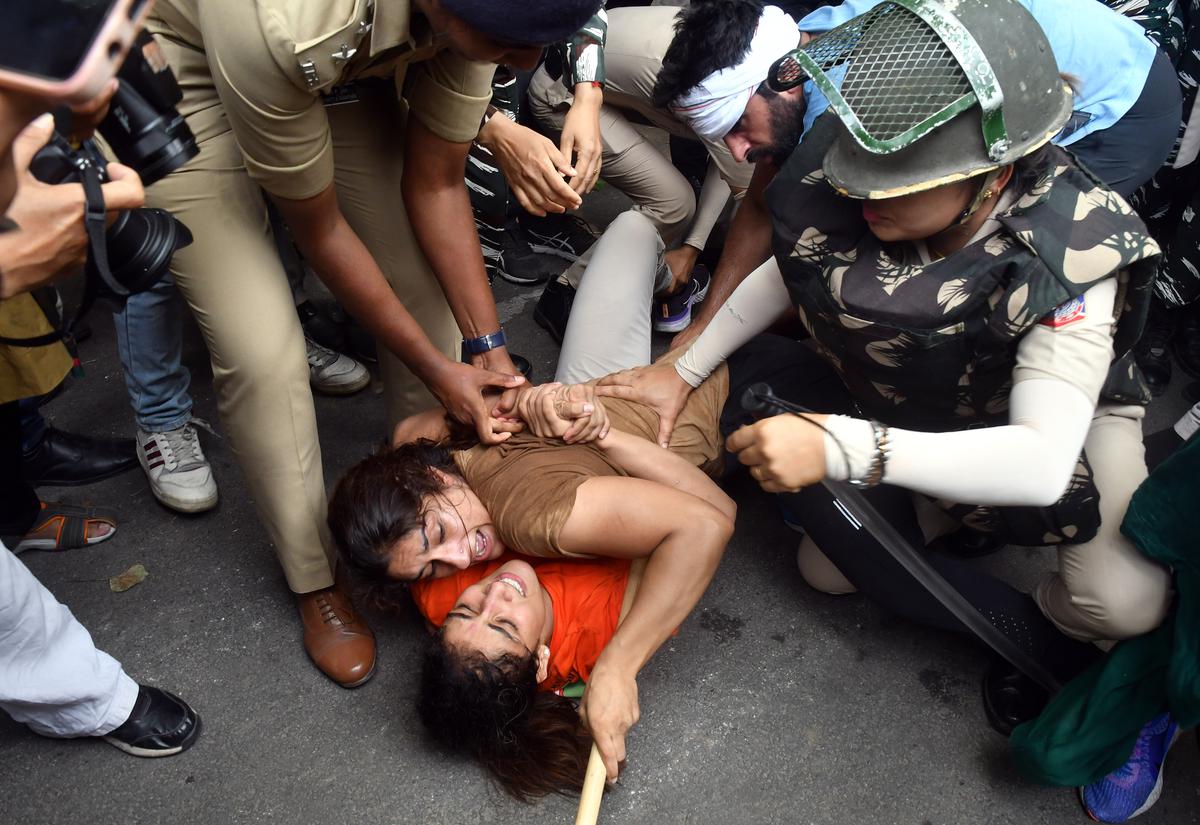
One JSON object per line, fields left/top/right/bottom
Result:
{"left": 1009, "top": 435, "right": 1200, "bottom": 786}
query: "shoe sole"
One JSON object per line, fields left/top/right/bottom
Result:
{"left": 310, "top": 373, "right": 371, "bottom": 396}
{"left": 1079, "top": 727, "right": 1180, "bottom": 822}
{"left": 654, "top": 313, "right": 692, "bottom": 334}
{"left": 24, "top": 459, "right": 140, "bottom": 488}
{"left": 148, "top": 485, "right": 219, "bottom": 515}
{"left": 103, "top": 713, "right": 202, "bottom": 758}
{"left": 307, "top": 651, "right": 378, "bottom": 689}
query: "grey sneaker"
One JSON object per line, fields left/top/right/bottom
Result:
{"left": 137, "top": 423, "right": 218, "bottom": 513}
{"left": 306, "top": 337, "right": 370, "bottom": 396}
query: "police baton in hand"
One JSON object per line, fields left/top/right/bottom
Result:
{"left": 573, "top": 560, "right": 645, "bottom": 825}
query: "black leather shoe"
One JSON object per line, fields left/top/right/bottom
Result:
{"left": 511, "top": 354, "right": 533, "bottom": 383}
{"left": 1134, "top": 304, "right": 1176, "bottom": 396}
{"left": 982, "top": 660, "right": 1048, "bottom": 737}
{"left": 102, "top": 685, "right": 201, "bottom": 757}
{"left": 533, "top": 280, "right": 576, "bottom": 344}
{"left": 297, "top": 299, "right": 347, "bottom": 354}
{"left": 1173, "top": 308, "right": 1200, "bottom": 379}
{"left": 22, "top": 428, "right": 137, "bottom": 487}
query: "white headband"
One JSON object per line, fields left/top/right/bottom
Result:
{"left": 669, "top": 5, "right": 800, "bottom": 142}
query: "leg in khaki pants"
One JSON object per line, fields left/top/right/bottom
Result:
{"left": 326, "top": 84, "right": 459, "bottom": 430}
{"left": 144, "top": 34, "right": 377, "bottom": 686}
{"left": 146, "top": 129, "right": 335, "bottom": 596}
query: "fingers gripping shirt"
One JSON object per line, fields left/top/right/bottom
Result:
{"left": 153, "top": 0, "right": 495, "bottom": 200}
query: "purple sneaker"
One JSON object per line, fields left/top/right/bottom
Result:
{"left": 1080, "top": 713, "right": 1180, "bottom": 822}
{"left": 654, "top": 264, "right": 711, "bottom": 333}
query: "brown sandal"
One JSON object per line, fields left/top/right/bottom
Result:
{"left": 11, "top": 501, "right": 118, "bottom": 554}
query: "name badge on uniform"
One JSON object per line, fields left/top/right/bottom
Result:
{"left": 1040, "top": 295, "right": 1087, "bottom": 329}
{"left": 322, "top": 85, "right": 360, "bottom": 107}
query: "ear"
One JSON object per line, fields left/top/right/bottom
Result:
{"left": 534, "top": 645, "right": 551, "bottom": 683}
{"left": 994, "top": 164, "right": 1016, "bottom": 193}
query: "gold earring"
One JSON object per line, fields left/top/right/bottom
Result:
{"left": 982, "top": 189, "right": 994, "bottom": 200}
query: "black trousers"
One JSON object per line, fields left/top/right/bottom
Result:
{"left": 0, "top": 401, "right": 40, "bottom": 537}
{"left": 721, "top": 335, "right": 1099, "bottom": 682}
{"left": 1068, "top": 48, "right": 1183, "bottom": 199}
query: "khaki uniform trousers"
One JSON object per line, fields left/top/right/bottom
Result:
{"left": 147, "top": 40, "right": 458, "bottom": 593}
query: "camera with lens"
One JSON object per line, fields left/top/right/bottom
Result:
{"left": 29, "top": 30, "right": 196, "bottom": 307}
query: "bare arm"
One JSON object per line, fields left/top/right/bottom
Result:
{"left": 402, "top": 116, "right": 512, "bottom": 358}
{"left": 273, "top": 184, "right": 451, "bottom": 382}
{"left": 597, "top": 427, "right": 736, "bottom": 521}
{"left": 559, "top": 475, "right": 733, "bottom": 780}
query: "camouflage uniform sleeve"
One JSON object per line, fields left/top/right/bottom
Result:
{"left": 557, "top": 9, "right": 608, "bottom": 91}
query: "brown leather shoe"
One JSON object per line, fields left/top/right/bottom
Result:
{"left": 297, "top": 574, "right": 376, "bottom": 688}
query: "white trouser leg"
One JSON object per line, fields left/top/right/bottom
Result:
{"left": 0, "top": 543, "right": 139, "bottom": 737}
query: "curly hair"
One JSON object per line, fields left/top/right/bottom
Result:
{"left": 327, "top": 440, "right": 462, "bottom": 607}
{"left": 419, "top": 635, "right": 593, "bottom": 801}
{"left": 652, "top": 0, "right": 767, "bottom": 109}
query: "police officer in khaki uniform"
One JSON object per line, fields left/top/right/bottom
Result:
{"left": 527, "top": 4, "right": 755, "bottom": 293}
{"left": 143, "top": 0, "right": 601, "bottom": 687}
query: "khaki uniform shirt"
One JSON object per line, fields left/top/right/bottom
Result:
{"left": 151, "top": 0, "right": 496, "bottom": 200}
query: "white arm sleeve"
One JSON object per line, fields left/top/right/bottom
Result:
{"left": 674, "top": 256, "right": 791, "bottom": 387}
{"left": 823, "top": 378, "right": 1095, "bottom": 505}
{"left": 821, "top": 280, "right": 1119, "bottom": 506}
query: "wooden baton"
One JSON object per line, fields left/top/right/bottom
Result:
{"left": 571, "top": 558, "right": 645, "bottom": 825}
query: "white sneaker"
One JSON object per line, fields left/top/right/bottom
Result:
{"left": 306, "top": 337, "right": 370, "bottom": 396}
{"left": 137, "top": 423, "right": 218, "bottom": 513}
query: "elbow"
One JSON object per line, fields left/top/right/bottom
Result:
{"left": 1021, "top": 461, "right": 1078, "bottom": 508}
{"left": 718, "top": 493, "right": 737, "bottom": 526}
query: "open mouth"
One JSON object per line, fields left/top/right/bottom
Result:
{"left": 495, "top": 573, "right": 526, "bottom": 597}
{"left": 473, "top": 529, "right": 489, "bottom": 560}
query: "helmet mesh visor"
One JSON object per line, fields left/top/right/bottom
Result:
{"left": 804, "top": 3, "right": 974, "bottom": 144}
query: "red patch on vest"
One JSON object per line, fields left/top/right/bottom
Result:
{"left": 1039, "top": 295, "right": 1087, "bottom": 329}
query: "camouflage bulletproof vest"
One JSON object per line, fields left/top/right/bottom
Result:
{"left": 766, "top": 128, "right": 1160, "bottom": 546}
{"left": 767, "top": 134, "right": 1159, "bottom": 433}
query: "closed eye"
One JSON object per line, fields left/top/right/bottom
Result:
{"left": 489, "top": 623, "right": 519, "bottom": 644}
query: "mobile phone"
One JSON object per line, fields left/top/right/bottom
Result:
{"left": 0, "top": 0, "right": 154, "bottom": 104}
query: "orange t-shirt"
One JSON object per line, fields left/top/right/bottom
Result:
{"left": 410, "top": 557, "right": 631, "bottom": 692}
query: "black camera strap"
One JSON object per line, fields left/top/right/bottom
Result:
{"left": 0, "top": 164, "right": 118, "bottom": 351}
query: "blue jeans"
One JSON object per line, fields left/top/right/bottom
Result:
{"left": 111, "top": 274, "right": 193, "bottom": 433}
{"left": 22, "top": 276, "right": 196, "bottom": 450}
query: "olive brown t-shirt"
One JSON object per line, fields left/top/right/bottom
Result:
{"left": 452, "top": 365, "right": 729, "bottom": 559}
{"left": 150, "top": 0, "right": 496, "bottom": 200}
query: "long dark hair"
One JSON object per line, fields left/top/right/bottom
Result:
{"left": 419, "top": 635, "right": 593, "bottom": 801}
{"left": 327, "top": 441, "right": 461, "bottom": 607}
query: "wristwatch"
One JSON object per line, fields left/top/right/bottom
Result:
{"left": 463, "top": 329, "right": 507, "bottom": 355}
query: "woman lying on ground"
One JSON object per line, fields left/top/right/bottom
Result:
{"left": 327, "top": 211, "right": 741, "bottom": 789}
{"left": 594, "top": 0, "right": 1173, "bottom": 736}
{"left": 410, "top": 553, "right": 642, "bottom": 799}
